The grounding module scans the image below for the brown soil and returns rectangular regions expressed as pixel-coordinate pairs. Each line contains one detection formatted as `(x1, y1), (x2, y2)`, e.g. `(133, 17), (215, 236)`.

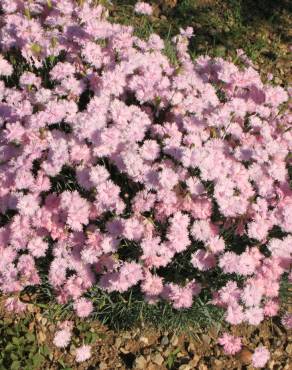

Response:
(40, 317), (292, 369)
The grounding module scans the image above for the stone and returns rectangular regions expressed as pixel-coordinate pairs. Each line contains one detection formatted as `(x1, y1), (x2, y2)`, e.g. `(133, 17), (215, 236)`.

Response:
(171, 334), (178, 346)
(198, 363), (208, 370)
(99, 362), (108, 369)
(179, 365), (191, 370)
(212, 359), (225, 370)
(139, 336), (149, 345)
(202, 334), (211, 345)
(120, 347), (129, 354)
(38, 331), (46, 343)
(135, 355), (148, 369)
(115, 338), (122, 348)
(285, 344), (292, 355)
(147, 363), (161, 370)
(152, 353), (164, 366)
(161, 336), (169, 346)
(189, 355), (200, 368)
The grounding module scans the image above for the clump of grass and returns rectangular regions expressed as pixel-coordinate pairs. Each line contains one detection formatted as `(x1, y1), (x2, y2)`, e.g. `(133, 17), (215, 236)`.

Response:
(107, 0), (291, 83)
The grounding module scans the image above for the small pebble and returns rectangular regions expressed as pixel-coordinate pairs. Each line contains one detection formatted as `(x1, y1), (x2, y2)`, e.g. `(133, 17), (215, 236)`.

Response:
(179, 365), (191, 370)
(135, 355), (148, 369)
(161, 336), (169, 346)
(171, 334), (178, 346)
(139, 336), (149, 345)
(152, 353), (164, 366)
(285, 344), (292, 355)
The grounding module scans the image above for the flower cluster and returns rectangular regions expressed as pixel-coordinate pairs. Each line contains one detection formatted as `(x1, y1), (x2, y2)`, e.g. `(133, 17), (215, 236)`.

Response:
(0, 0), (291, 349)
(218, 333), (270, 368)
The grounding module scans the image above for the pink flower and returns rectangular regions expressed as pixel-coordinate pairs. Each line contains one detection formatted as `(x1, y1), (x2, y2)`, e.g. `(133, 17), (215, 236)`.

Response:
(218, 333), (242, 355)
(179, 27), (194, 38)
(237, 251), (258, 276)
(140, 140), (160, 161)
(73, 298), (93, 318)
(191, 249), (216, 271)
(19, 72), (41, 88)
(263, 299), (279, 317)
(123, 217), (144, 241)
(208, 236), (225, 254)
(3, 121), (25, 142)
(75, 345), (91, 363)
(252, 346), (270, 368)
(141, 272), (163, 296)
(17, 195), (39, 217)
(159, 168), (179, 190)
(50, 62), (75, 81)
(218, 281), (241, 305)
(134, 2), (153, 15)
(53, 329), (72, 348)
(186, 177), (205, 196)
(219, 252), (238, 274)
(245, 307), (264, 325)
(162, 280), (201, 309)
(99, 262), (143, 293)
(225, 303), (244, 325)
(0, 55), (13, 76)
(60, 191), (90, 231)
(281, 313), (292, 329)
(241, 283), (264, 307)
(89, 165), (109, 186)
(27, 237), (48, 258)
(82, 41), (103, 69)
(5, 297), (27, 313)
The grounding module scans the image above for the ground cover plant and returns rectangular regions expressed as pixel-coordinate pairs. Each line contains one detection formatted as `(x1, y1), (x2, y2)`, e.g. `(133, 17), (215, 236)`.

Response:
(0, 0), (291, 368)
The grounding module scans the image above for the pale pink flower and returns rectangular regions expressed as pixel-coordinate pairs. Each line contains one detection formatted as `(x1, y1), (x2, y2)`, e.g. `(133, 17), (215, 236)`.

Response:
(134, 2), (153, 15)
(73, 298), (93, 318)
(141, 272), (163, 296)
(53, 329), (72, 348)
(263, 299), (279, 317)
(0, 55), (13, 76)
(191, 249), (216, 271)
(226, 303), (244, 325)
(245, 307), (264, 325)
(75, 345), (92, 363)
(5, 297), (27, 313)
(27, 237), (48, 258)
(218, 333), (242, 355)
(140, 140), (160, 161)
(252, 346), (270, 368)
(281, 313), (292, 329)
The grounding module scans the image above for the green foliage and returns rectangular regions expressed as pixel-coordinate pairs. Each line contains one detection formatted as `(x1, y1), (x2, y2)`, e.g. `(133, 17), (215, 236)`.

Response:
(0, 316), (51, 370)
(87, 286), (225, 332)
(108, 0), (290, 84)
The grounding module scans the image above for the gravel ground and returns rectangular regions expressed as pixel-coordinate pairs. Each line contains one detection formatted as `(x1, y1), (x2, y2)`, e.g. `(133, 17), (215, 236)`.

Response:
(47, 320), (291, 369)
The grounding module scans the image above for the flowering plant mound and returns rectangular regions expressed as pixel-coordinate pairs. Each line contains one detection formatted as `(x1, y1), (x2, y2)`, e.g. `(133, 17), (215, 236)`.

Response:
(0, 0), (291, 348)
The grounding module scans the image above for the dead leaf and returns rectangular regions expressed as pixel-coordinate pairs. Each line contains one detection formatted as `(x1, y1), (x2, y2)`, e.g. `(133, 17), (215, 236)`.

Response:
(237, 348), (252, 365)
